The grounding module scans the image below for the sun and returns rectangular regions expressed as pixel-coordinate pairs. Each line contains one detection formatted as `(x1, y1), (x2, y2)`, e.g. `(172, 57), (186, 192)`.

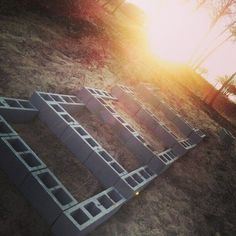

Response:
(128, 0), (210, 63)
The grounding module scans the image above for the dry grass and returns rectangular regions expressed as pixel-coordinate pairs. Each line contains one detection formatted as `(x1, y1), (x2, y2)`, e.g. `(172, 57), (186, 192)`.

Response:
(0, 5), (236, 236)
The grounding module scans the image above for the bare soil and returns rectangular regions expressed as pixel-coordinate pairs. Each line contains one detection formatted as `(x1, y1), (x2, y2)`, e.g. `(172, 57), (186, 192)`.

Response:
(0, 11), (236, 236)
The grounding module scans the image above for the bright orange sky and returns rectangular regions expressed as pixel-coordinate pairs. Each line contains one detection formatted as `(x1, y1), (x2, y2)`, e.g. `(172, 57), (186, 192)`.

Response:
(128, 0), (236, 85)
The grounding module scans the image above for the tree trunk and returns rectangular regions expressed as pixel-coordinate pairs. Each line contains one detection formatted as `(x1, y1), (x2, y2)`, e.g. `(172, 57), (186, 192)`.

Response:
(193, 34), (233, 70)
(206, 72), (236, 106)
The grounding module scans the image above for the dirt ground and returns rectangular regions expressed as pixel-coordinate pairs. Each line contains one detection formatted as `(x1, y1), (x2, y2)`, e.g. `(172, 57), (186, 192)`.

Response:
(0, 12), (236, 236)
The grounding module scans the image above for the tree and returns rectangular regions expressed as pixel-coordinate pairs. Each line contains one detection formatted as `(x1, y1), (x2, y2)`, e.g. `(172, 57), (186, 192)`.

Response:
(204, 72), (236, 106)
(189, 0), (236, 67)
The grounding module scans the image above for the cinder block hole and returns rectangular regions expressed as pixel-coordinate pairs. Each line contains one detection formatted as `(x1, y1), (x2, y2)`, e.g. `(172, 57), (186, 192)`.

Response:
(145, 167), (155, 176)
(125, 176), (138, 188)
(88, 88), (96, 94)
(18, 101), (33, 109)
(85, 138), (98, 148)
(20, 153), (41, 167)
(103, 92), (110, 97)
(0, 101), (4, 106)
(117, 117), (125, 124)
(169, 151), (176, 158)
(52, 188), (73, 206)
(97, 195), (113, 209)
(132, 173), (144, 183)
(159, 155), (168, 163)
(84, 202), (101, 217)
(107, 190), (122, 203)
(70, 97), (79, 103)
(71, 209), (89, 225)
(146, 144), (155, 152)
(136, 135), (145, 143)
(126, 125), (135, 133)
(40, 93), (53, 101)
(4, 99), (21, 108)
(51, 95), (63, 102)
(62, 96), (74, 103)
(51, 104), (64, 113)
(0, 122), (12, 134)
(95, 90), (103, 96)
(38, 172), (58, 189)
(98, 98), (106, 105)
(139, 170), (150, 179)
(7, 138), (28, 152)
(99, 151), (112, 162)
(110, 162), (124, 174)
(61, 114), (74, 123)
(106, 106), (115, 114)
(75, 127), (88, 136)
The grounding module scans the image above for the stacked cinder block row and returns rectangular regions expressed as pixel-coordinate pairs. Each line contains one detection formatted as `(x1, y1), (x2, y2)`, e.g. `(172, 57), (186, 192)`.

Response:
(78, 87), (117, 102)
(136, 83), (206, 144)
(114, 165), (157, 199)
(0, 115), (78, 225)
(77, 87), (178, 175)
(0, 96), (38, 123)
(0, 114), (127, 235)
(111, 85), (196, 156)
(30, 91), (158, 200)
(30, 91), (128, 188)
(52, 187), (125, 236)
(219, 128), (235, 148)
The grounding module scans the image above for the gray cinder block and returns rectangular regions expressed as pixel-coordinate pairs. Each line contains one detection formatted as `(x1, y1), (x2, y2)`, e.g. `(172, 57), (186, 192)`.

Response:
(0, 136), (46, 187)
(61, 125), (103, 163)
(52, 187), (125, 236)
(84, 149), (127, 187)
(147, 153), (170, 175)
(0, 115), (18, 137)
(219, 128), (235, 147)
(115, 166), (156, 200)
(126, 134), (156, 164)
(21, 168), (78, 225)
(111, 86), (141, 116)
(0, 97), (38, 123)
(172, 115), (193, 136)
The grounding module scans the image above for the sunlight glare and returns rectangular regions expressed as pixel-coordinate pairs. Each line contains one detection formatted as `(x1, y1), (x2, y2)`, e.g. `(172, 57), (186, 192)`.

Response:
(128, 0), (211, 63)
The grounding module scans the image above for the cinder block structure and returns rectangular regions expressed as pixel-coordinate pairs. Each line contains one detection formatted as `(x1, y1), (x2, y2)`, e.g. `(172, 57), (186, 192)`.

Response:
(136, 83), (206, 144)
(0, 97), (38, 123)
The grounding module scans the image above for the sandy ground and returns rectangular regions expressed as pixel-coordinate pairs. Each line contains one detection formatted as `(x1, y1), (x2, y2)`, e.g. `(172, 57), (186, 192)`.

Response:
(0, 12), (236, 236)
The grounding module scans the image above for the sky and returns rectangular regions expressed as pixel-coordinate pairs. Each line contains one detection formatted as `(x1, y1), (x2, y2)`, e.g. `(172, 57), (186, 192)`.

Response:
(127, 0), (236, 85)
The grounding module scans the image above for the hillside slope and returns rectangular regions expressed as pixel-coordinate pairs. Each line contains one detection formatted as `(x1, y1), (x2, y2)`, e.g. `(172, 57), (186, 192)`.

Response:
(0, 5), (236, 236)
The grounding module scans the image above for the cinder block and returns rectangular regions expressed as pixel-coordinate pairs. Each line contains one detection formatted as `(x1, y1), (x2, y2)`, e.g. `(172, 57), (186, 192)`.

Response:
(76, 87), (96, 104)
(135, 108), (157, 130)
(0, 97), (38, 123)
(158, 102), (177, 121)
(111, 86), (141, 116)
(21, 168), (78, 225)
(86, 97), (109, 115)
(60, 103), (85, 115)
(114, 121), (139, 143)
(153, 124), (178, 147)
(115, 166), (156, 200)
(52, 187), (125, 236)
(30, 91), (55, 111)
(172, 142), (189, 156)
(84, 149), (127, 188)
(147, 153), (169, 175)
(0, 136), (46, 187)
(172, 115), (193, 136)
(0, 115), (18, 137)
(60, 125), (102, 163)
(219, 128), (235, 147)
(126, 134), (155, 164)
